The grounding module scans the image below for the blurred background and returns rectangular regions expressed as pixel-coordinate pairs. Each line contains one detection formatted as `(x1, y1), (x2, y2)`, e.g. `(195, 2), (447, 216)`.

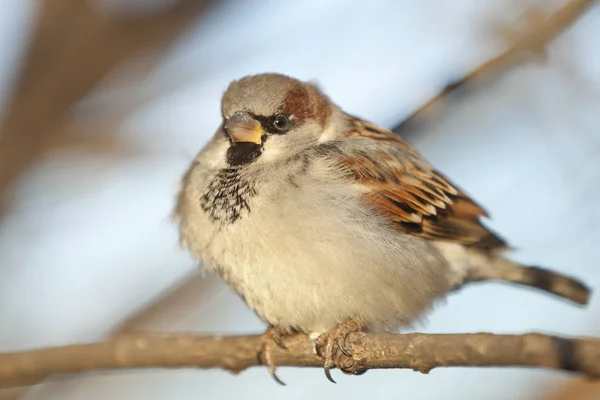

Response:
(0, 0), (599, 399)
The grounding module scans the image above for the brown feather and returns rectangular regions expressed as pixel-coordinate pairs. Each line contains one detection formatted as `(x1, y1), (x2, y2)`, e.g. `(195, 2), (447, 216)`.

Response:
(283, 83), (332, 129)
(340, 116), (506, 250)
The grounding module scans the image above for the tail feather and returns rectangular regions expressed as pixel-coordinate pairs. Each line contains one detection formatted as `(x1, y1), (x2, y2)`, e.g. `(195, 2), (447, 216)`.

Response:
(465, 259), (591, 306)
(506, 264), (590, 305)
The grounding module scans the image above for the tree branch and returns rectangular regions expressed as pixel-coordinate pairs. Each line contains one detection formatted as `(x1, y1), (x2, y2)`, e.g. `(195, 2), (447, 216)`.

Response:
(393, 0), (597, 134)
(0, 332), (599, 387)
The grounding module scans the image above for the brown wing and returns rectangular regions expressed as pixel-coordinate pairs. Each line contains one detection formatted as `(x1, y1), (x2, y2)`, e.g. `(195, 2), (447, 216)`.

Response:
(339, 117), (506, 250)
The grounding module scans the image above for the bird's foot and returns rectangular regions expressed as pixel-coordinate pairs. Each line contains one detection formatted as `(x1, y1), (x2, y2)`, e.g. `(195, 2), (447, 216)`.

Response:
(257, 326), (287, 385)
(315, 319), (364, 383)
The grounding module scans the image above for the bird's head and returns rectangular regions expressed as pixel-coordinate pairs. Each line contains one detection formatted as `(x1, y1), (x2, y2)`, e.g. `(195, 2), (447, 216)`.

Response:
(220, 73), (334, 166)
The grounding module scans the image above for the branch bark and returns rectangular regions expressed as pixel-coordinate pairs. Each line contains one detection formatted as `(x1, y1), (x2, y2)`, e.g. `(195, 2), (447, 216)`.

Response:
(0, 332), (599, 388)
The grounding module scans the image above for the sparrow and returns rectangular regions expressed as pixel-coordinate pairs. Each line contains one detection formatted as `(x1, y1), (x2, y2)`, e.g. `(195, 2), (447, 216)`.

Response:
(174, 73), (590, 383)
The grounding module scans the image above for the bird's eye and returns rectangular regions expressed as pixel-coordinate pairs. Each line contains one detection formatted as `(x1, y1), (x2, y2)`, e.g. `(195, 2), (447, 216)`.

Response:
(273, 115), (289, 131)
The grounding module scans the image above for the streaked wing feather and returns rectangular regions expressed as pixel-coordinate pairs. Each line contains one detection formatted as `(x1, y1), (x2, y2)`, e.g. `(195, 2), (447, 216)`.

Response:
(339, 116), (506, 250)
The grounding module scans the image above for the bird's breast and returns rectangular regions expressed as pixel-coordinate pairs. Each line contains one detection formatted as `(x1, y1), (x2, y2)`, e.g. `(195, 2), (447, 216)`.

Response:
(178, 161), (450, 333)
(198, 167), (257, 225)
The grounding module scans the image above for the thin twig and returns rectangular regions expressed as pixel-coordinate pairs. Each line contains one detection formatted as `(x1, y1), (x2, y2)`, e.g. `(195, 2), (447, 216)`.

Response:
(393, 0), (597, 134)
(0, 332), (599, 388)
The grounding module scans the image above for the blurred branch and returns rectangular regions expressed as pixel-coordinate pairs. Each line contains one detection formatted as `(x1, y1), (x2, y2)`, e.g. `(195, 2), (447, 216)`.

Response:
(0, 0), (215, 218)
(114, 272), (221, 333)
(0, 389), (26, 400)
(0, 271), (220, 390)
(540, 379), (600, 400)
(0, 332), (599, 387)
(393, 0), (597, 134)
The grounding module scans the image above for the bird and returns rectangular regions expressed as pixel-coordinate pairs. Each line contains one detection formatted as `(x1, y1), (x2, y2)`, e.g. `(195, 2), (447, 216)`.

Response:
(174, 73), (590, 383)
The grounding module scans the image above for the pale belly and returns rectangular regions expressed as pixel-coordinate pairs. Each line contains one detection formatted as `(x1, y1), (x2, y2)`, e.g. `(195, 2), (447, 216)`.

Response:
(189, 188), (451, 334)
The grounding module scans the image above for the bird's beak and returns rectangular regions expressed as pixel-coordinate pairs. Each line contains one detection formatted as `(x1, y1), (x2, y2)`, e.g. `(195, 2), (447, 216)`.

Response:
(224, 111), (263, 144)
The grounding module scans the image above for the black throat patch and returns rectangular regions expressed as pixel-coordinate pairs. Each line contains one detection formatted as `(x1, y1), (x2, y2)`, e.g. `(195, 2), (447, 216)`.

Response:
(226, 142), (262, 166)
(199, 167), (257, 224)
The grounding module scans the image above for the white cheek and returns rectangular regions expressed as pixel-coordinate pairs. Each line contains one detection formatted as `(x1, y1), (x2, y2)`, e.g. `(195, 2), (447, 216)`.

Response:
(259, 152), (281, 163)
(258, 145), (284, 163)
(318, 123), (337, 142)
(256, 135), (287, 164)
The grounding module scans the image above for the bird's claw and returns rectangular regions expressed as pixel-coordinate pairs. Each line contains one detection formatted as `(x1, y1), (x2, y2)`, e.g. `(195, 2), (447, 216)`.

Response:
(338, 340), (352, 357)
(314, 319), (363, 383)
(257, 326), (287, 385)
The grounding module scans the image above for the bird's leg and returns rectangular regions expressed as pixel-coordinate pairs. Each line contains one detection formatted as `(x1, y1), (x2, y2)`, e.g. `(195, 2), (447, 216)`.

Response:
(314, 318), (363, 383)
(257, 326), (287, 385)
